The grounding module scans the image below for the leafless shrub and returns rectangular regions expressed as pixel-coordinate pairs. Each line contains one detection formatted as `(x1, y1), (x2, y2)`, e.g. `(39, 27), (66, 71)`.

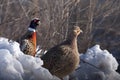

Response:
(0, 0), (120, 54)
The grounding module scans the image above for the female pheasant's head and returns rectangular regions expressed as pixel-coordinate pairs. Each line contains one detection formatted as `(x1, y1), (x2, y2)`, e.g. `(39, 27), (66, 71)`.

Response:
(29, 18), (41, 29)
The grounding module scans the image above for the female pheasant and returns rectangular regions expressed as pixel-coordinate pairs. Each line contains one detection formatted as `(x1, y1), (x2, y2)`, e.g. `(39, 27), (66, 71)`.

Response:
(18, 18), (40, 56)
(41, 26), (83, 79)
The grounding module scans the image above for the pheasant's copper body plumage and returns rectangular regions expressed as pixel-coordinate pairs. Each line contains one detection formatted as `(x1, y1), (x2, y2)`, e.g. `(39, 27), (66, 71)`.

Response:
(18, 18), (40, 56)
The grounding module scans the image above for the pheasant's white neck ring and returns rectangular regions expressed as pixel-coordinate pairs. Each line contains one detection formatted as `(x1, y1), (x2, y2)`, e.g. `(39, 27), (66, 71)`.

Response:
(28, 28), (36, 32)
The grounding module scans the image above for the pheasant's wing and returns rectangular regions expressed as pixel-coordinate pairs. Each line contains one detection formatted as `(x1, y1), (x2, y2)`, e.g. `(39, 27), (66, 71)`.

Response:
(20, 39), (28, 52)
(41, 45), (72, 72)
(18, 31), (32, 50)
(41, 46), (61, 68)
(21, 31), (33, 39)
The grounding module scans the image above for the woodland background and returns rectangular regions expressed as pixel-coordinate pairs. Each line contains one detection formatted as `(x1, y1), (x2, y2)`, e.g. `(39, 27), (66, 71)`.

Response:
(0, 0), (120, 72)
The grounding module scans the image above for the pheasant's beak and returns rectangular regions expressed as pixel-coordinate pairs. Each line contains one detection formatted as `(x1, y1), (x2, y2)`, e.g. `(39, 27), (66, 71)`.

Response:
(80, 30), (83, 33)
(38, 20), (41, 25)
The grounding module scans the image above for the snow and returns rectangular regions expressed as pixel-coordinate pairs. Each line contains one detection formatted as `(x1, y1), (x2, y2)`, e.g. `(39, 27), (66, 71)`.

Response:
(81, 45), (118, 72)
(0, 37), (60, 80)
(72, 45), (120, 80)
(0, 49), (23, 80)
(0, 37), (120, 80)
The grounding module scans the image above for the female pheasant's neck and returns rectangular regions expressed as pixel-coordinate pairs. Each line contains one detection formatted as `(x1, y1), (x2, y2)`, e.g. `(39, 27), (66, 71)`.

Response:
(67, 34), (78, 50)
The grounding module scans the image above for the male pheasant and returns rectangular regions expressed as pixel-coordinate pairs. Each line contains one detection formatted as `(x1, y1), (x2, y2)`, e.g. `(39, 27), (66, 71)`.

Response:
(41, 26), (83, 79)
(18, 18), (40, 56)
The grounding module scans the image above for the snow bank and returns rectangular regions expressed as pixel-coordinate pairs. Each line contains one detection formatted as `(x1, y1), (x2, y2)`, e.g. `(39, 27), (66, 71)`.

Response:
(0, 37), (60, 80)
(73, 45), (120, 80)
(0, 37), (120, 80)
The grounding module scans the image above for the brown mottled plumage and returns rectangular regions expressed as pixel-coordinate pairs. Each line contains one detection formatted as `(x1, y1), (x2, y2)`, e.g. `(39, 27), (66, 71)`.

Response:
(18, 18), (40, 56)
(41, 26), (83, 79)
(19, 34), (35, 56)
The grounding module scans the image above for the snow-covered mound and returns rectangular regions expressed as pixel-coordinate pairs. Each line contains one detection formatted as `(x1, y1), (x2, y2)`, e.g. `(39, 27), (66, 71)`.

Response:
(72, 45), (120, 80)
(0, 37), (120, 80)
(0, 37), (60, 80)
